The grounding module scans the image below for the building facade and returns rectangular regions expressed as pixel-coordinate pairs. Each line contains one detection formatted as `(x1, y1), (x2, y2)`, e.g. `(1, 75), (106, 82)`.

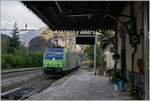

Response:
(116, 2), (149, 99)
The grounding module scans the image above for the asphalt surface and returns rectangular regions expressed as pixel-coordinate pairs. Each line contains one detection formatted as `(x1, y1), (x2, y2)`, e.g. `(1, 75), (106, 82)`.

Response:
(27, 65), (136, 100)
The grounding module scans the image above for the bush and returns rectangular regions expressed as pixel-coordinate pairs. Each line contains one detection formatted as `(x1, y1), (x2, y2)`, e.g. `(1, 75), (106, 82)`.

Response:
(1, 59), (12, 69)
(1, 50), (44, 69)
(31, 52), (43, 67)
(14, 50), (25, 56)
(2, 54), (16, 67)
(87, 45), (106, 67)
(36, 51), (43, 66)
(88, 60), (94, 68)
(25, 56), (33, 67)
(2, 59), (6, 68)
(16, 56), (25, 67)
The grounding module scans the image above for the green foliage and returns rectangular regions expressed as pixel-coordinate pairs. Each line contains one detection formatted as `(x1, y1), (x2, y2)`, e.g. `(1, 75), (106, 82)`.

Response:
(112, 71), (121, 83)
(24, 56), (33, 66)
(8, 23), (20, 53)
(1, 39), (9, 54)
(29, 51), (44, 66)
(2, 54), (16, 67)
(105, 30), (115, 38)
(87, 44), (106, 67)
(1, 23), (44, 70)
(87, 45), (94, 60)
(1, 50), (44, 69)
(16, 57), (25, 67)
(2, 59), (7, 68)
(96, 45), (106, 66)
(111, 70), (127, 83)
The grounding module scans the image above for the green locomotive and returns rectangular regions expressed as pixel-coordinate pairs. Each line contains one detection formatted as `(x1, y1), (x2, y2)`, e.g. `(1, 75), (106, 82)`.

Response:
(43, 47), (80, 75)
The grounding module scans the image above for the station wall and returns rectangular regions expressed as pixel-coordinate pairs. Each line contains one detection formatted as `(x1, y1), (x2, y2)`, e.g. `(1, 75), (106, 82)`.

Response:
(117, 1), (145, 74)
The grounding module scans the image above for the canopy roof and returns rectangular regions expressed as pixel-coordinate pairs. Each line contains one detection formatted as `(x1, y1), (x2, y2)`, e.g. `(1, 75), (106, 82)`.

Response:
(22, 1), (128, 31)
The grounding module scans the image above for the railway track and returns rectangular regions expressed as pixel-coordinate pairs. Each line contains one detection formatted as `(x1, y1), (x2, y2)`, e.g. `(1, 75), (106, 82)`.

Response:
(1, 75), (59, 100)
(1, 68), (43, 93)
(1, 66), (81, 100)
(1, 68), (42, 79)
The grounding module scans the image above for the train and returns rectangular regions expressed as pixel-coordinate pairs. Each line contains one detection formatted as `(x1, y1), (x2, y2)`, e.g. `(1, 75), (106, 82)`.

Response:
(43, 47), (80, 75)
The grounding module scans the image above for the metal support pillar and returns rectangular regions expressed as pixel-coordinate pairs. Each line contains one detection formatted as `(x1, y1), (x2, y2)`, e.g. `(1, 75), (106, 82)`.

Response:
(65, 32), (67, 47)
(144, 2), (149, 100)
(121, 30), (126, 91)
(114, 24), (118, 73)
(94, 32), (96, 75)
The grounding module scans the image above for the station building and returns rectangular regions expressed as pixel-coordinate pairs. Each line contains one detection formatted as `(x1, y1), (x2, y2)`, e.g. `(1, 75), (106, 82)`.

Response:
(22, 1), (149, 99)
(116, 2), (149, 99)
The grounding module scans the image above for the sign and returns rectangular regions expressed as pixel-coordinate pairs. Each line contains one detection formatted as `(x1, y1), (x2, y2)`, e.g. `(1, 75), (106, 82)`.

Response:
(76, 34), (95, 45)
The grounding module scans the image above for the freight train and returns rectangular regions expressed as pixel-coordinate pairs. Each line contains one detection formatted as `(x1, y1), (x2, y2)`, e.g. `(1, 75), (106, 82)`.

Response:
(43, 47), (80, 75)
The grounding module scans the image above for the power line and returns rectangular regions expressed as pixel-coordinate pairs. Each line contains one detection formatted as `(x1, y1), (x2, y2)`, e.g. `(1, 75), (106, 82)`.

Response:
(2, 15), (32, 27)
(2, 13), (43, 29)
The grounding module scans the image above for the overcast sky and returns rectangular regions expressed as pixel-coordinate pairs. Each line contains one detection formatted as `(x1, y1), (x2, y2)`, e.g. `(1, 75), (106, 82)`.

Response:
(1, 0), (47, 30)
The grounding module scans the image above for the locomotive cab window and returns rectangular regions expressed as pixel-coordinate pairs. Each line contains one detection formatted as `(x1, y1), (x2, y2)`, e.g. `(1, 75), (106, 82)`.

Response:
(45, 48), (64, 60)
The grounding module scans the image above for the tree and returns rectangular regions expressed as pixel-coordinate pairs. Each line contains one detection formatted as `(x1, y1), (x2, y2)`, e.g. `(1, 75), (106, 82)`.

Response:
(87, 44), (105, 67)
(8, 22), (20, 53)
(1, 35), (10, 54)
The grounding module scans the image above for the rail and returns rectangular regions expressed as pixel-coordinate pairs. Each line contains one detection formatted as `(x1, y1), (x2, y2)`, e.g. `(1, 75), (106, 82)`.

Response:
(1, 67), (42, 74)
(1, 65), (82, 100)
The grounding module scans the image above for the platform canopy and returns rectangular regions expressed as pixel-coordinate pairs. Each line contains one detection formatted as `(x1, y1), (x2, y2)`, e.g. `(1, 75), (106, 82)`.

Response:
(22, 1), (127, 31)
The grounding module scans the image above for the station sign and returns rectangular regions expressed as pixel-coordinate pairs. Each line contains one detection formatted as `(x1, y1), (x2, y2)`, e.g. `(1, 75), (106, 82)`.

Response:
(76, 34), (95, 45)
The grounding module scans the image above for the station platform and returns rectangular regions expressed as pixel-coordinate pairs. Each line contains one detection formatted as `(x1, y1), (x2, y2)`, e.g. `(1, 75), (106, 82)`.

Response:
(28, 65), (135, 100)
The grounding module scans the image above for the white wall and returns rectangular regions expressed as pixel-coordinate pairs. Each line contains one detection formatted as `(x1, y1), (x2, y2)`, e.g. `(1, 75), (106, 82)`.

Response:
(104, 46), (114, 69)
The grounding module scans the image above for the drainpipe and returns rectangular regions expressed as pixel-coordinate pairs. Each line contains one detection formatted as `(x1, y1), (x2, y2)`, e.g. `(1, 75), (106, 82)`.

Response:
(131, 45), (137, 88)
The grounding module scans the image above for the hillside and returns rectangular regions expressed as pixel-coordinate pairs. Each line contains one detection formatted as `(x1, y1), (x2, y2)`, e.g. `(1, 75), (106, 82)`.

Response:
(19, 27), (48, 47)
(29, 29), (77, 52)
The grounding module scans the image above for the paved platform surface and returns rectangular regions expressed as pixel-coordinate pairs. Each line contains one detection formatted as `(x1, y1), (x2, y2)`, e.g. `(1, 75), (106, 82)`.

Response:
(28, 65), (136, 100)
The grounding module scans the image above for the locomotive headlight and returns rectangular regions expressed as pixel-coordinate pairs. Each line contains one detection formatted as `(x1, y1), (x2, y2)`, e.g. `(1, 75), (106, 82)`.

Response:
(59, 64), (62, 67)
(52, 58), (55, 60)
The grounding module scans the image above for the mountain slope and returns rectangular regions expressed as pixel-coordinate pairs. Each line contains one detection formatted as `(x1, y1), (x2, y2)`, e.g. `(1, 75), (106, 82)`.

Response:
(19, 27), (48, 47)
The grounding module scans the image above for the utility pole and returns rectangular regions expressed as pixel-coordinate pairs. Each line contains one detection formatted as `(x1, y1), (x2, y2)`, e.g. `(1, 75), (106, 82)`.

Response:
(94, 32), (96, 75)
(26, 46), (28, 56)
(65, 32), (67, 48)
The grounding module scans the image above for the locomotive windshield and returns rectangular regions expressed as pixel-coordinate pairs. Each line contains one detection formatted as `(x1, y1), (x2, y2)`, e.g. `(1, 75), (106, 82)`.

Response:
(45, 48), (64, 60)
